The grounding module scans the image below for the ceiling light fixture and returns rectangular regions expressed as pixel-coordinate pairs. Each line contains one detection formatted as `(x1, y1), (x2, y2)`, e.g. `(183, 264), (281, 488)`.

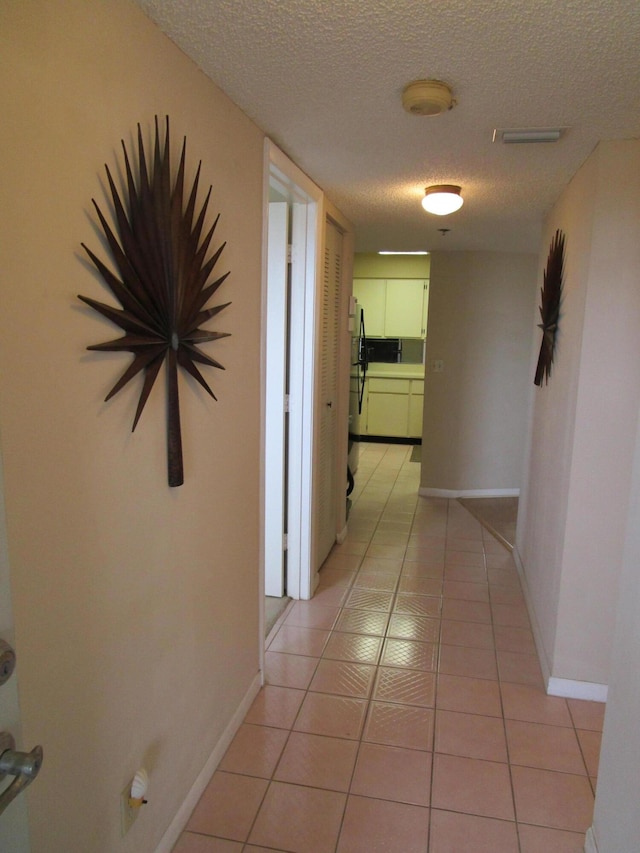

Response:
(402, 80), (455, 116)
(378, 251), (429, 255)
(421, 185), (463, 215)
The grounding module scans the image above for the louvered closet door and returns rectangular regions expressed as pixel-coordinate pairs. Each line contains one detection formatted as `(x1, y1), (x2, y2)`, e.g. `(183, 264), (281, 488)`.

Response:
(317, 218), (342, 567)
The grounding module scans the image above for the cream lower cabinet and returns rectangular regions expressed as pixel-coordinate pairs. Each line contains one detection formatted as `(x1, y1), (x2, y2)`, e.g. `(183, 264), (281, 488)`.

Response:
(362, 377), (424, 438)
(408, 380), (424, 438)
(367, 378), (410, 436)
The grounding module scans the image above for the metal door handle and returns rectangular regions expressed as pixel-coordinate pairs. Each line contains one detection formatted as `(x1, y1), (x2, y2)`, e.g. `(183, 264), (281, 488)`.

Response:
(0, 732), (43, 816)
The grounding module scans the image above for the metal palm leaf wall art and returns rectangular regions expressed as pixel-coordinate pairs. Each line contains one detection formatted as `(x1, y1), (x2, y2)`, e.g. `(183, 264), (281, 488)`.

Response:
(534, 229), (565, 387)
(79, 117), (230, 487)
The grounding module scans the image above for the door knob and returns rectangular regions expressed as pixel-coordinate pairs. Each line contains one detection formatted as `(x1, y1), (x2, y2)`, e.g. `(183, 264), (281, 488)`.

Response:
(0, 731), (43, 816)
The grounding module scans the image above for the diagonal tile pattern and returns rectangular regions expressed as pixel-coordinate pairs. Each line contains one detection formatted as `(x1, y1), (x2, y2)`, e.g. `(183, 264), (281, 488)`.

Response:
(174, 443), (602, 853)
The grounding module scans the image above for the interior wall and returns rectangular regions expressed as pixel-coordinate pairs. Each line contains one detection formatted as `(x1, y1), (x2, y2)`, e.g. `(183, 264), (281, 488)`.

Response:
(353, 252), (430, 279)
(589, 395), (640, 852)
(0, 451), (29, 852)
(515, 154), (597, 678)
(517, 140), (640, 689)
(0, 2), (264, 851)
(420, 251), (537, 493)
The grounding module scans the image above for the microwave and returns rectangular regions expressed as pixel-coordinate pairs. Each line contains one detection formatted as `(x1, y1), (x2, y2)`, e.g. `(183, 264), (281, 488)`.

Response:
(366, 338), (402, 364)
(365, 337), (425, 365)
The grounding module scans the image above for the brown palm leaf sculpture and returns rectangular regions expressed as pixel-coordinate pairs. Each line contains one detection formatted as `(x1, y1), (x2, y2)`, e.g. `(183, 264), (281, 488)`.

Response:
(79, 116), (230, 486)
(534, 229), (565, 386)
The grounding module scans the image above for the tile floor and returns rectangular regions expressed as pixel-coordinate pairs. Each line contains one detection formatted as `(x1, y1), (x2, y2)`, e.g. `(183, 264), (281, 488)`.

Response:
(173, 443), (604, 853)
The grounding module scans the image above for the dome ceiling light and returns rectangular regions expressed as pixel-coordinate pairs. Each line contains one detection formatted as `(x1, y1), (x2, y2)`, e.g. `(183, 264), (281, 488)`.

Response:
(402, 79), (455, 116)
(422, 185), (463, 215)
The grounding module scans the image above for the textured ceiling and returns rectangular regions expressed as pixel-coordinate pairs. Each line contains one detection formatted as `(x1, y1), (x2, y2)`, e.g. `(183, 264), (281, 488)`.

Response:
(135, 0), (640, 253)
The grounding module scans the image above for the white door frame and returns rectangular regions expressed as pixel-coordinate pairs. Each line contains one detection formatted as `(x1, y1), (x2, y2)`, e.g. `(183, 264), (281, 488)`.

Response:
(264, 201), (288, 597)
(260, 141), (323, 642)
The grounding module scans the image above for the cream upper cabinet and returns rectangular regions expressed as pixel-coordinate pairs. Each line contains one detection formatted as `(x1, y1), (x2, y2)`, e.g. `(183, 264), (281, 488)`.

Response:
(385, 280), (428, 337)
(353, 278), (386, 336)
(352, 278), (429, 338)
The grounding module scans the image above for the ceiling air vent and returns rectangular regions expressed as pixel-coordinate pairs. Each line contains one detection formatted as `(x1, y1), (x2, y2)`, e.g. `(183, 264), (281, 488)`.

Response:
(493, 128), (566, 143)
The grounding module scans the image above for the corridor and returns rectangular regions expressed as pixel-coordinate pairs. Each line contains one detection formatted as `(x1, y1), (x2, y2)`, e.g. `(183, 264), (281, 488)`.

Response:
(175, 443), (602, 852)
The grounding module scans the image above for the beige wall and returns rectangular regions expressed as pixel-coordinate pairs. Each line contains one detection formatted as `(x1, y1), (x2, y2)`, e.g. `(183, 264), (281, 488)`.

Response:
(517, 140), (640, 689)
(590, 404), (640, 851)
(0, 2), (264, 851)
(420, 251), (537, 493)
(0, 450), (29, 851)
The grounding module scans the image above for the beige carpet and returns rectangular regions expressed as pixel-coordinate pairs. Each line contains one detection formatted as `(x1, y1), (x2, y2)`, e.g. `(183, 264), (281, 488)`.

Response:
(457, 497), (518, 551)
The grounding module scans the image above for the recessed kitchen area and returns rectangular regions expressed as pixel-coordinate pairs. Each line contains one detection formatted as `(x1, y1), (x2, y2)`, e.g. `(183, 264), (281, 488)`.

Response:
(349, 252), (430, 453)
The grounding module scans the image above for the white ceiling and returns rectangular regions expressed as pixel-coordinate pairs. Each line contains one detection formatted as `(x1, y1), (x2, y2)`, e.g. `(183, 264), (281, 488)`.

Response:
(136, 0), (640, 254)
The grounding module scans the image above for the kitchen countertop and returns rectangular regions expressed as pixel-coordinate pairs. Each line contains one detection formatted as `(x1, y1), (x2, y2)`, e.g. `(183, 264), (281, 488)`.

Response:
(358, 363), (425, 381)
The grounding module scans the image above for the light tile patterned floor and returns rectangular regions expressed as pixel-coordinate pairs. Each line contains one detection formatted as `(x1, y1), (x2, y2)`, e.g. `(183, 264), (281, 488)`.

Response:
(173, 443), (604, 853)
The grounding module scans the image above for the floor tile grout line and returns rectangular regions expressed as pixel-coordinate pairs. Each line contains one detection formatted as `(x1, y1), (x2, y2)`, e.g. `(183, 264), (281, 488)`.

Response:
(247, 619), (329, 849)
(184, 446), (598, 850)
(336, 444), (427, 850)
(333, 443), (413, 853)
(482, 508), (525, 853)
(435, 497), (528, 848)
(565, 699), (598, 791)
(351, 476), (553, 848)
(278, 451), (588, 844)
(424, 494), (450, 853)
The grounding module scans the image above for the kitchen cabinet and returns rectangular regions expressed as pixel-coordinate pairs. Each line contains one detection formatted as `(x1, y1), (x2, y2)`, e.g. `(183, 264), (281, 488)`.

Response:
(353, 278), (429, 338)
(385, 280), (428, 337)
(408, 380), (424, 438)
(352, 279), (386, 336)
(357, 374), (424, 439)
(367, 378), (411, 436)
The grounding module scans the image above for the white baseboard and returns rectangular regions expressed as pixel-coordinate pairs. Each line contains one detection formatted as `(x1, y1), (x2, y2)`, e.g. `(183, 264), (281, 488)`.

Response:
(512, 545), (553, 686)
(266, 598), (295, 646)
(154, 671), (262, 853)
(419, 487), (520, 499)
(547, 678), (608, 703)
(336, 525), (348, 545)
(512, 547), (608, 704)
(584, 826), (598, 853)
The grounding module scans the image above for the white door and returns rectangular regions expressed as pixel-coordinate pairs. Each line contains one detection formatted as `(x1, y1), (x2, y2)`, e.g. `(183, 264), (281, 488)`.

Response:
(264, 201), (289, 597)
(316, 218), (343, 567)
(262, 141), (322, 613)
(0, 452), (31, 853)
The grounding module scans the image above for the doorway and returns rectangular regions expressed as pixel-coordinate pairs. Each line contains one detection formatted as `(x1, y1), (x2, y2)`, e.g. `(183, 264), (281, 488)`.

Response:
(262, 142), (323, 642)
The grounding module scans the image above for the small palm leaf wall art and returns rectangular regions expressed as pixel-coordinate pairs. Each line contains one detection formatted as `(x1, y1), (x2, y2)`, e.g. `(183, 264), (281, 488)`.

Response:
(79, 117), (231, 486)
(534, 228), (565, 386)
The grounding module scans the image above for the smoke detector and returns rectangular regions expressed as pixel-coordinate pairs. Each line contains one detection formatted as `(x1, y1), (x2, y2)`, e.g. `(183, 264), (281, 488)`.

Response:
(402, 80), (456, 116)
